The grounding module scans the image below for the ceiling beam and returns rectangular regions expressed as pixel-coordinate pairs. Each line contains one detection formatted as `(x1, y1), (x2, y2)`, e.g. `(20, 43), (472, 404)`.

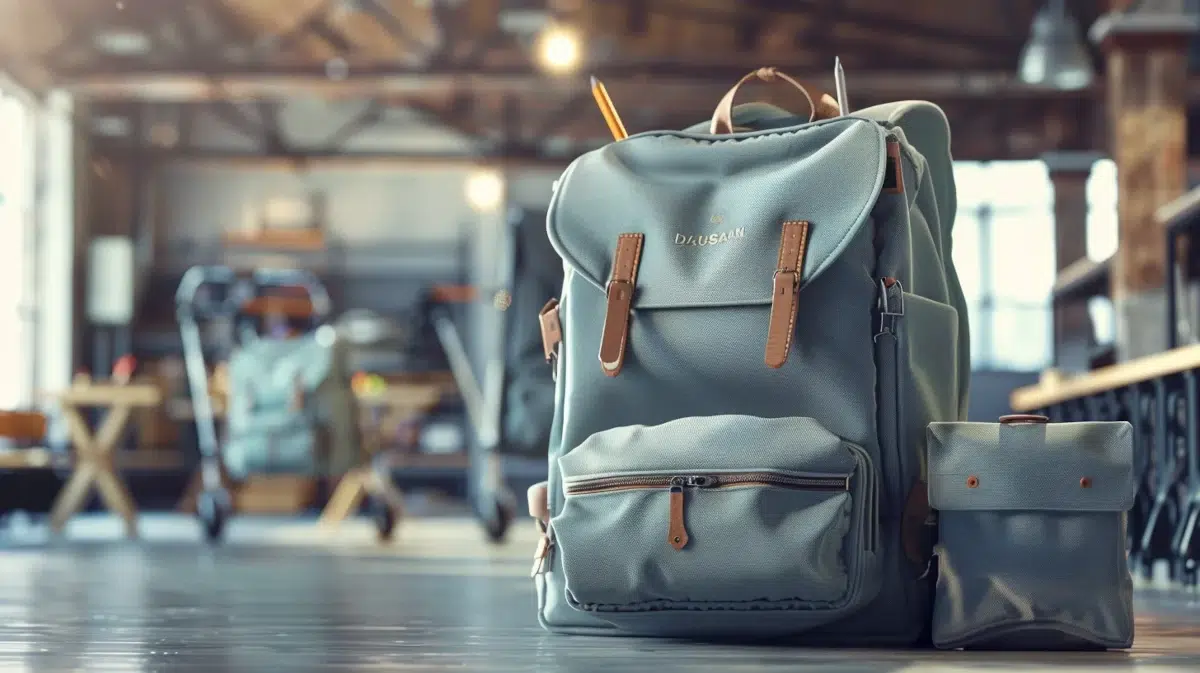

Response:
(58, 65), (1124, 101)
(646, 0), (1026, 52)
(96, 146), (579, 170)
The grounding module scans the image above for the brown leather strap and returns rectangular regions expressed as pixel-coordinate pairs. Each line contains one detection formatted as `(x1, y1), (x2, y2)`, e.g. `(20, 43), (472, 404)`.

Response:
(999, 414), (1049, 424)
(901, 481), (932, 568)
(710, 67), (840, 135)
(765, 221), (810, 368)
(598, 234), (644, 377)
(538, 299), (562, 363)
(883, 139), (905, 194)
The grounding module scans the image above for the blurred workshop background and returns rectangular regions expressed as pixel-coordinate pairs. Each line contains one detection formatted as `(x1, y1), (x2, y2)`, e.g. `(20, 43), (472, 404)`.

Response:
(1, 0), (1200, 670)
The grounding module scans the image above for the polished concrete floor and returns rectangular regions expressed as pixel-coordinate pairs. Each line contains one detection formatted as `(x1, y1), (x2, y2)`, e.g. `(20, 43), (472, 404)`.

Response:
(1, 514), (1199, 672)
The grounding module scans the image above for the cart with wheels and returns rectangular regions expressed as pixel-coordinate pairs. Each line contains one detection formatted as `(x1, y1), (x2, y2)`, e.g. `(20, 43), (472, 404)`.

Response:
(430, 206), (556, 543)
(175, 265), (399, 542)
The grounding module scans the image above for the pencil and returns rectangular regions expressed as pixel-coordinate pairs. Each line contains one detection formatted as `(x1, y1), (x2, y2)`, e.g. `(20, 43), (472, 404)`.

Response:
(590, 75), (628, 141)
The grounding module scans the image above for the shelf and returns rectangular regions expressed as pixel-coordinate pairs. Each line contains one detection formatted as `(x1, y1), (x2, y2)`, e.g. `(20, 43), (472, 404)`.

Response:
(223, 229), (326, 251)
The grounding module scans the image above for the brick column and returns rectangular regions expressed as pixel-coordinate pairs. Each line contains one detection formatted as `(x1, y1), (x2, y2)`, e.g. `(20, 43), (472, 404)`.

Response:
(1044, 151), (1101, 371)
(1091, 6), (1198, 360)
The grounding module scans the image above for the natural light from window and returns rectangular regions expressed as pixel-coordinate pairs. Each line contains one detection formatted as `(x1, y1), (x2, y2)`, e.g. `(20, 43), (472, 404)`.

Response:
(951, 158), (1118, 372)
(0, 92), (34, 409)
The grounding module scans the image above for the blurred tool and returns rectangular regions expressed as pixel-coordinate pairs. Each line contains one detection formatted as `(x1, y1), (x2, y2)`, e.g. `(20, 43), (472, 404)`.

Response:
(112, 355), (137, 385)
(590, 76), (628, 141)
(834, 57), (850, 115)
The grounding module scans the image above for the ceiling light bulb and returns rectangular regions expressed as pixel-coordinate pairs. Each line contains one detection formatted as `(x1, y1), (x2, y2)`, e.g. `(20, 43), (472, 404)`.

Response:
(465, 170), (504, 214)
(536, 26), (582, 75)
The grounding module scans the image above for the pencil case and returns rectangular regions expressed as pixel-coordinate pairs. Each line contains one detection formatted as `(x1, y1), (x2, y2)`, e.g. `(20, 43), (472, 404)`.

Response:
(926, 415), (1135, 650)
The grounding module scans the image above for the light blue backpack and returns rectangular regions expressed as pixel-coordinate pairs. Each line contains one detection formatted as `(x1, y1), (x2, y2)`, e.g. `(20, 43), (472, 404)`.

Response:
(532, 69), (970, 643)
(224, 333), (359, 478)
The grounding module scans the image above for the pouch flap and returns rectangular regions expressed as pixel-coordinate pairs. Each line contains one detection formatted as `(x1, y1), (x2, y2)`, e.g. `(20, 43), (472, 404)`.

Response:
(559, 415), (855, 480)
(927, 421), (1134, 512)
(548, 117), (888, 309)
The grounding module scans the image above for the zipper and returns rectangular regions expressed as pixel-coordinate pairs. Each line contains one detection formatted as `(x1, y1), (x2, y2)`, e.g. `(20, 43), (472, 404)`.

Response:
(873, 277), (905, 555)
(565, 471), (851, 552)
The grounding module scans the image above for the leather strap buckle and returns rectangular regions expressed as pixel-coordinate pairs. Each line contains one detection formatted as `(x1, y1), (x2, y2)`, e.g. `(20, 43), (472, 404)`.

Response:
(764, 221), (810, 369)
(539, 299), (562, 381)
(598, 234), (644, 378)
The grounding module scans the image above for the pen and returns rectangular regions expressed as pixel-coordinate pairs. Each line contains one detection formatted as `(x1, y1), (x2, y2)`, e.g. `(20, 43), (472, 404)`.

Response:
(834, 56), (849, 116)
(590, 75), (628, 141)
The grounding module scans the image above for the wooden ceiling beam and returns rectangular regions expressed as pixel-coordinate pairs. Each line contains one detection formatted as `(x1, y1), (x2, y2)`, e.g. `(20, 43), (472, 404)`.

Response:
(637, 0), (1025, 52)
(60, 65), (1131, 102)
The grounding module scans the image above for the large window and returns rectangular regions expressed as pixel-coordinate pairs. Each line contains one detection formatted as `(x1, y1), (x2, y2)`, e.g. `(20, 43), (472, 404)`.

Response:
(951, 158), (1120, 372)
(1086, 159), (1118, 346)
(0, 89), (36, 408)
(952, 161), (1057, 371)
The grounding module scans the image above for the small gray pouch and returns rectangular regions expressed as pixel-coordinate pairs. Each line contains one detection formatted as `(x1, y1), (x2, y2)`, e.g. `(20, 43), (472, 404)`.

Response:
(927, 415), (1135, 650)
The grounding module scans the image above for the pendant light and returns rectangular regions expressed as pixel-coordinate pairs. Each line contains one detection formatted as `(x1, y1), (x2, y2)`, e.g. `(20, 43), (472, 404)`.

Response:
(1018, 0), (1095, 90)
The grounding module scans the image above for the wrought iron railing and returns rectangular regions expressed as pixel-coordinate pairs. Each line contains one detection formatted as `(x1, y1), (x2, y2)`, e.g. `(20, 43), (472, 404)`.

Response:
(1010, 189), (1200, 584)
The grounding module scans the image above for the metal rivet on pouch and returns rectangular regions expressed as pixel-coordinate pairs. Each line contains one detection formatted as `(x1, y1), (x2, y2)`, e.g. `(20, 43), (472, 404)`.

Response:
(966, 476), (979, 488)
(1080, 477), (1092, 488)
(673, 536), (681, 544)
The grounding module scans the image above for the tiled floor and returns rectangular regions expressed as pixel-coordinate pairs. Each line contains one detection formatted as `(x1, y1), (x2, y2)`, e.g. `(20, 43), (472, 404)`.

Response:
(0, 514), (1198, 671)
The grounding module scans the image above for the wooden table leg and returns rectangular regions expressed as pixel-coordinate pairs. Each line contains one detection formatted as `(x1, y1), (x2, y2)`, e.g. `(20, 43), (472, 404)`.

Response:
(50, 404), (140, 538)
(318, 469), (369, 528)
(48, 464), (96, 533)
(365, 470), (405, 518)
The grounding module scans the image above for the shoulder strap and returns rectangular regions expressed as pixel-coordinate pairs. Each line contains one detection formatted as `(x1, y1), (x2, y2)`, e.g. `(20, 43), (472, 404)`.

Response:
(851, 101), (956, 243)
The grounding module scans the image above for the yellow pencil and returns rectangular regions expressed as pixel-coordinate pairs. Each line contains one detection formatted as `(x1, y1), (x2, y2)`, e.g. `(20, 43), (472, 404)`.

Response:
(590, 75), (628, 141)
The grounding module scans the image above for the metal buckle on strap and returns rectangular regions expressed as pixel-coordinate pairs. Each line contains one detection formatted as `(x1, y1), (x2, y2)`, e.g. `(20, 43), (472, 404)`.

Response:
(605, 279), (634, 297)
(772, 269), (800, 292)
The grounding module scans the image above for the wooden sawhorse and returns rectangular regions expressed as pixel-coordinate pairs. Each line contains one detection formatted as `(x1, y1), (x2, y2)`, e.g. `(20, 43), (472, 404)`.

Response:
(49, 381), (162, 538)
(318, 382), (448, 530)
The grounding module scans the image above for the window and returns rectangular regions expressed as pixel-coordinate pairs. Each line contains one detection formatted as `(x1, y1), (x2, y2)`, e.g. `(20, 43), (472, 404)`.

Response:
(952, 161), (1056, 371)
(1086, 159), (1118, 346)
(0, 90), (36, 409)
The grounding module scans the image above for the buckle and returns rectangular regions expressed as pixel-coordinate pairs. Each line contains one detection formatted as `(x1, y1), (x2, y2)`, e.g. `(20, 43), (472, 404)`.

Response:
(605, 279), (634, 297)
(877, 278), (905, 316)
(772, 269), (800, 288)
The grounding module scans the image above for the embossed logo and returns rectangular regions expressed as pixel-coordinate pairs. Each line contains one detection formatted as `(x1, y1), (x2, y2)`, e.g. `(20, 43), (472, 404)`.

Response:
(674, 227), (745, 247)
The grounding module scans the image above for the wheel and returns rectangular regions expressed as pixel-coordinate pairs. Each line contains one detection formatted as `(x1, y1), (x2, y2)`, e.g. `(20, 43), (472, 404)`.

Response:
(197, 489), (232, 543)
(481, 498), (514, 544)
(370, 497), (398, 542)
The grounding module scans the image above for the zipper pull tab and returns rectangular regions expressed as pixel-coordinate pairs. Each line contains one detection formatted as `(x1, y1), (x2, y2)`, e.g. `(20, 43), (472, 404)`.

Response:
(874, 277), (905, 341)
(668, 477), (689, 551)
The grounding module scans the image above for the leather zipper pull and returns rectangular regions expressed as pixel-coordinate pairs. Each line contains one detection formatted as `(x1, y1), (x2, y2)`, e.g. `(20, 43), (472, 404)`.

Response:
(668, 479), (689, 550)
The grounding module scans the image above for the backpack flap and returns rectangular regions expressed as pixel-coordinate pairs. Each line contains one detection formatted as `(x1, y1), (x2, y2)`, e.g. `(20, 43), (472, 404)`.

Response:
(927, 421), (1135, 513)
(547, 117), (890, 313)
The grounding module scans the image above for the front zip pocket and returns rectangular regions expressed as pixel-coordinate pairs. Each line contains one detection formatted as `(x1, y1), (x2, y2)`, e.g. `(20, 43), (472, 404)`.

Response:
(551, 415), (880, 622)
(566, 472), (851, 552)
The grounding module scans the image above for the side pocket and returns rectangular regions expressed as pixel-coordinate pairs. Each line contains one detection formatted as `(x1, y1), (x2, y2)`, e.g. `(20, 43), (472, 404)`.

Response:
(901, 291), (958, 565)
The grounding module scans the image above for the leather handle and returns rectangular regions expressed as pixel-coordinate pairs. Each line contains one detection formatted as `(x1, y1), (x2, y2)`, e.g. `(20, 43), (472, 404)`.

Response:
(709, 67), (839, 135)
(999, 414), (1049, 424)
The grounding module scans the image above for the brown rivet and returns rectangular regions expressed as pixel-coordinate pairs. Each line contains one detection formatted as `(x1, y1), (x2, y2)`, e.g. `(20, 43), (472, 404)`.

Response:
(1080, 477), (1092, 488)
(966, 476), (979, 488)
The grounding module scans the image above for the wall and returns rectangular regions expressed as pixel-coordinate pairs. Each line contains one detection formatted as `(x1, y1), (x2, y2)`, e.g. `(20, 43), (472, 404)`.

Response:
(152, 101), (568, 316)
(966, 370), (1040, 421)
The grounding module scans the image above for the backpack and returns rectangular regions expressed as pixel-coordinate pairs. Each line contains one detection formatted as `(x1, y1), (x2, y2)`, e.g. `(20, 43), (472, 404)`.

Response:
(224, 333), (360, 478)
(503, 208), (565, 456)
(531, 69), (970, 643)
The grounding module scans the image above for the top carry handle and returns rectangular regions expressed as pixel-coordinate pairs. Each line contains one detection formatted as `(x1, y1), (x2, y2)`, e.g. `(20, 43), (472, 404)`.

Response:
(709, 67), (841, 134)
